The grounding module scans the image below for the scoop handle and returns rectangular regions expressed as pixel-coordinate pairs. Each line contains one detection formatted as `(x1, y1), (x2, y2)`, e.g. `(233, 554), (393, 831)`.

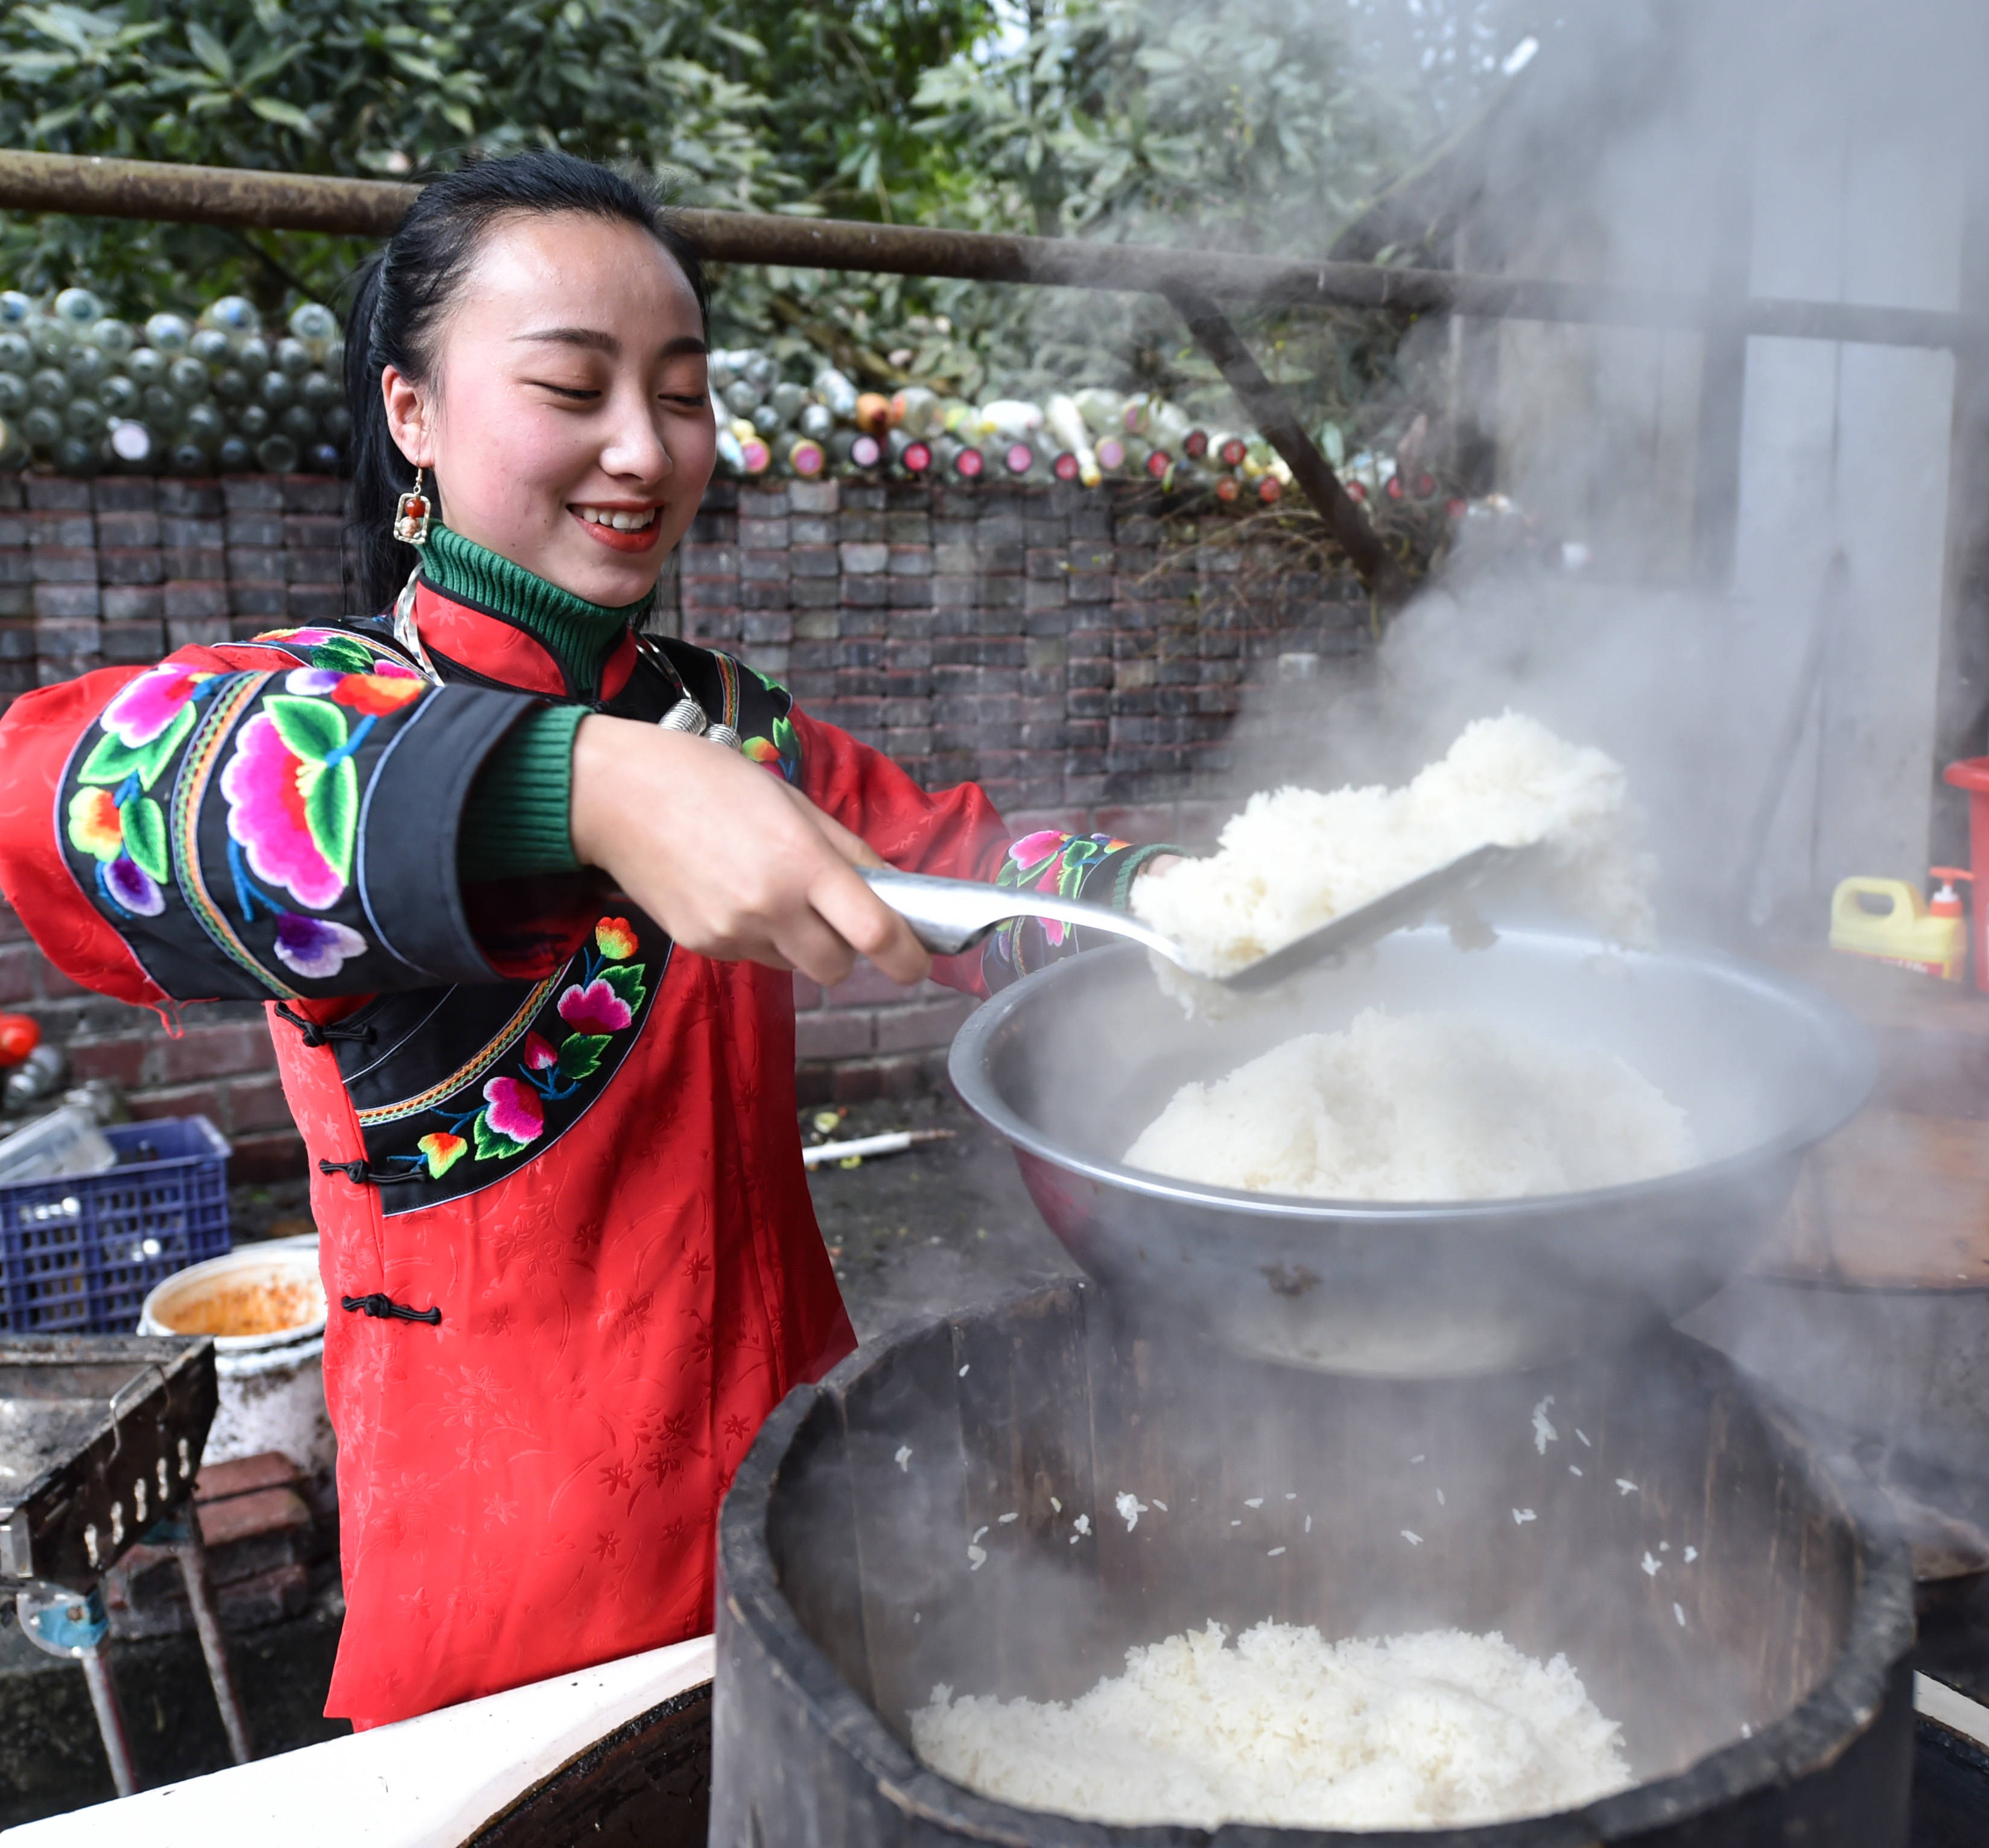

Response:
(859, 867), (1186, 963)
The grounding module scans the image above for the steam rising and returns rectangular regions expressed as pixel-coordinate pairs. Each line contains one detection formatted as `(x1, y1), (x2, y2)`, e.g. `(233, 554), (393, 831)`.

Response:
(1175, 0), (1987, 1557)
(849, 4), (1970, 1824)
(1177, 0), (1985, 949)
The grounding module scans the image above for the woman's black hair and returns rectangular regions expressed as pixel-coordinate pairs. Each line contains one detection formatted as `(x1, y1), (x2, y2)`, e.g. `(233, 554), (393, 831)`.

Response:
(342, 150), (709, 615)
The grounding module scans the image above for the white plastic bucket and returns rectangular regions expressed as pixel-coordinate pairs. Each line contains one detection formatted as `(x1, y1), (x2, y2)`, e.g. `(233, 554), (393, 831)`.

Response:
(139, 1242), (334, 1476)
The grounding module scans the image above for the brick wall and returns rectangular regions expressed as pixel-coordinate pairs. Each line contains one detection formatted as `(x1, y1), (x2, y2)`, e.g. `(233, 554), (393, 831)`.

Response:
(0, 472), (346, 697)
(0, 469), (1370, 1156)
(662, 476), (1365, 819)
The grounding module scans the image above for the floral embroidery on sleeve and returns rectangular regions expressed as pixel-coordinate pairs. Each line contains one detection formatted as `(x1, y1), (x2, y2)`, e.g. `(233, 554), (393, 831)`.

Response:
(982, 829), (1184, 987)
(66, 668), (223, 919)
(249, 627), (423, 680)
(741, 712), (801, 783)
(219, 669), (425, 979)
(59, 649), (551, 1003)
(983, 830), (1129, 973)
(64, 663), (224, 918)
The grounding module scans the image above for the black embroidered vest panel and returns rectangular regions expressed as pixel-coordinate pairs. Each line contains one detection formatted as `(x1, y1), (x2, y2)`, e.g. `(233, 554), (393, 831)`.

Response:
(309, 627), (799, 1214)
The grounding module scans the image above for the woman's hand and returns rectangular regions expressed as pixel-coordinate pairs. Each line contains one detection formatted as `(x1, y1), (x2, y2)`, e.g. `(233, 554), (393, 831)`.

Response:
(569, 715), (931, 987)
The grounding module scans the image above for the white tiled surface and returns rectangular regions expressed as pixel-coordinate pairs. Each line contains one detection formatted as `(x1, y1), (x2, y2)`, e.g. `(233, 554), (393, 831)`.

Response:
(1917, 1669), (1989, 1750)
(1, 1634), (714, 1847)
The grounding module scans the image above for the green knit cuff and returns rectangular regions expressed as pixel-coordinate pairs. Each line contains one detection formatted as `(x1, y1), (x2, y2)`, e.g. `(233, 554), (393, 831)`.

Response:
(458, 704), (586, 883)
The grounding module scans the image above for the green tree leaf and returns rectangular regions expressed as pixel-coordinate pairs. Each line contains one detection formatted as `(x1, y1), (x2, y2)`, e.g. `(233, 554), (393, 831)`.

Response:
(184, 20), (232, 81)
(121, 794), (169, 884)
(0, 0), (1433, 463)
(7, 53), (77, 81)
(247, 95), (316, 134)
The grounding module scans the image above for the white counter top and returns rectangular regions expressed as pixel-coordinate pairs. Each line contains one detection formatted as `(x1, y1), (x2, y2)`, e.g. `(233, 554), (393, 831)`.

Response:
(2, 1633), (714, 1847)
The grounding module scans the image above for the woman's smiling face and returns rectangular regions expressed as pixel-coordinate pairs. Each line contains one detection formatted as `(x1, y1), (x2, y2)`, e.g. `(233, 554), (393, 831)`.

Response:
(381, 211), (715, 607)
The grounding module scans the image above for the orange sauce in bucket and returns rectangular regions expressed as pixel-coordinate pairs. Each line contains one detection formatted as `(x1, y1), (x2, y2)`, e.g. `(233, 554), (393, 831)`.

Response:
(157, 1275), (319, 1338)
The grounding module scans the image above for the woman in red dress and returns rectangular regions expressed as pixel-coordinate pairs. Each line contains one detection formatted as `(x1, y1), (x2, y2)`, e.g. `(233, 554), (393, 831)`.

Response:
(0, 151), (1168, 1726)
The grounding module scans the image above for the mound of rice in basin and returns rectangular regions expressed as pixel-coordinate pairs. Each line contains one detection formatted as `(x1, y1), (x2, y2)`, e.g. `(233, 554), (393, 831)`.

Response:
(1125, 1008), (1695, 1201)
(912, 1620), (1632, 1829)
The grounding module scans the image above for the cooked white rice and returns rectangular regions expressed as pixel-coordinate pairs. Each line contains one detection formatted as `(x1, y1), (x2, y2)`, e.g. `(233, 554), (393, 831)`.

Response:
(911, 1620), (1631, 1831)
(1131, 710), (1652, 981)
(1123, 1009), (1693, 1200)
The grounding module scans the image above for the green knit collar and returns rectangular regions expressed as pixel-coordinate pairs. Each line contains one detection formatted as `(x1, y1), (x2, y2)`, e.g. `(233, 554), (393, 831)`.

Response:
(420, 522), (652, 695)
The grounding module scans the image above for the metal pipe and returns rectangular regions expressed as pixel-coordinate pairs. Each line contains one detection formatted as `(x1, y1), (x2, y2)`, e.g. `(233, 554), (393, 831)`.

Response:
(0, 151), (414, 237)
(170, 1527), (254, 1765)
(78, 1644), (139, 1798)
(0, 150), (1973, 350)
(1163, 283), (1411, 609)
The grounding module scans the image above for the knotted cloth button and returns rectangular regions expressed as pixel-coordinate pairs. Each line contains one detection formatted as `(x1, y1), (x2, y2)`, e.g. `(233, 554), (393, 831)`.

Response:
(341, 1291), (442, 1326)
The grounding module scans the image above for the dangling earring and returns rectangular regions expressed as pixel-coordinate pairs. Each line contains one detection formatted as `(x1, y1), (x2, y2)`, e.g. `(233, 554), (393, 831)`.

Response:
(393, 466), (432, 547)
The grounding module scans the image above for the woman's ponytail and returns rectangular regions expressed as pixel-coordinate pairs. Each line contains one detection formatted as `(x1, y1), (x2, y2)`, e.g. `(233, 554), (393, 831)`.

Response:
(338, 151), (709, 617)
(340, 252), (407, 619)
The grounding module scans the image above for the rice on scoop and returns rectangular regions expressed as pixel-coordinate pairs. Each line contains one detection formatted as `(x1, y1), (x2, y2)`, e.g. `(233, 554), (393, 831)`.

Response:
(1124, 1009), (1693, 1200)
(1131, 710), (1651, 981)
(912, 1620), (1631, 1831)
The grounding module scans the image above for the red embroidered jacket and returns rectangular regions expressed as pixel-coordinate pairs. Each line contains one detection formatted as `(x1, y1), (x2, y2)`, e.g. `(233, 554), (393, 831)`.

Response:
(0, 578), (1158, 1726)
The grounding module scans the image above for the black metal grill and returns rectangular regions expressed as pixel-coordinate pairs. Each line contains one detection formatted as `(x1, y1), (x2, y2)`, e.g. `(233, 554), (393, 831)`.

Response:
(0, 1334), (252, 1793)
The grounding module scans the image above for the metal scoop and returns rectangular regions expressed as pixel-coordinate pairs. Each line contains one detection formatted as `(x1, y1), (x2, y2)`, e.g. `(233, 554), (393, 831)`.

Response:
(861, 843), (1534, 992)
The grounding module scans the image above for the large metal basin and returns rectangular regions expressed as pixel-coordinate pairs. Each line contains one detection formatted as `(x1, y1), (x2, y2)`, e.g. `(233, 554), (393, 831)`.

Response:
(948, 929), (1875, 1376)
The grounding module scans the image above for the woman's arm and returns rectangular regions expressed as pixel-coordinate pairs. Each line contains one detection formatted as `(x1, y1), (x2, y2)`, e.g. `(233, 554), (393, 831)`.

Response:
(568, 714), (931, 988)
(784, 703), (1183, 995)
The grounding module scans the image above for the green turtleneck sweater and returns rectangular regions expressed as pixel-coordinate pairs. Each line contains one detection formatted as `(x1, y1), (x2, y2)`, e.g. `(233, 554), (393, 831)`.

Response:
(430, 524), (653, 884)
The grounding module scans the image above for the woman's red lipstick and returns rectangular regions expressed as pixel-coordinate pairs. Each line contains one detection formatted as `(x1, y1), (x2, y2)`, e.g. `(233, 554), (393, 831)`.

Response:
(570, 506), (665, 554)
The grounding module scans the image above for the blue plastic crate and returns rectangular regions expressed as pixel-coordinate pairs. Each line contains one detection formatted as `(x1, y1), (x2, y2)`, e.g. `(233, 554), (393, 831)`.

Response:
(0, 1116), (232, 1334)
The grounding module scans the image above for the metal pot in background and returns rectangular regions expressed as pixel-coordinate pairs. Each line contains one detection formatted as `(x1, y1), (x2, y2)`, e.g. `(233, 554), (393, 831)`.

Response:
(139, 1241), (332, 1477)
